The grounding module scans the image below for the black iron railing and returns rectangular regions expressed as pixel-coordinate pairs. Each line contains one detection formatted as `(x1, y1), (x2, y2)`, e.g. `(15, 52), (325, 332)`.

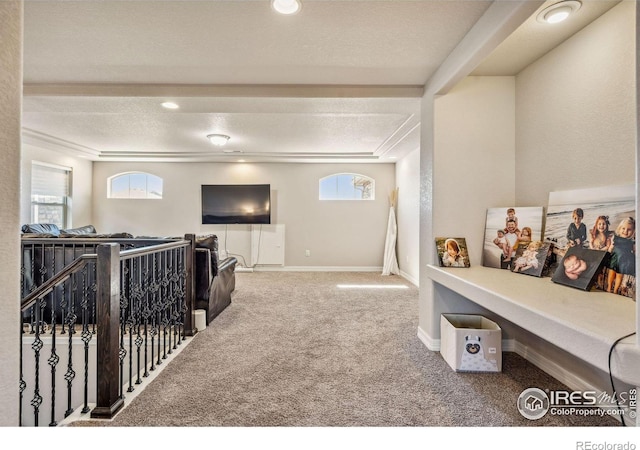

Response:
(19, 235), (196, 426)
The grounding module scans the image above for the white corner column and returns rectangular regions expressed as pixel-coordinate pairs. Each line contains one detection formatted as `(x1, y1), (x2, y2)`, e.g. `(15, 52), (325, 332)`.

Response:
(417, 0), (543, 343)
(0, 0), (23, 426)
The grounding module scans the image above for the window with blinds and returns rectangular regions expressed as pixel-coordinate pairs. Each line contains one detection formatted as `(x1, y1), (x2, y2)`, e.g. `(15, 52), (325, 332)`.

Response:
(31, 162), (71, 227)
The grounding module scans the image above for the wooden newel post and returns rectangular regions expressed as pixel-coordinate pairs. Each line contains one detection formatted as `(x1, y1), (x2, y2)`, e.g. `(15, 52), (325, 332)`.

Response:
(183, 234), (197, 337)
(91, 243), (124, 419)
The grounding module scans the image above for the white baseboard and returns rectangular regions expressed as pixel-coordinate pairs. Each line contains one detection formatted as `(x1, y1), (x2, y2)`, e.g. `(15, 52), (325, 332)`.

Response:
(252, 266), (383, 272)
(400, 270), (419, 286)
(417, 326), (439, 351)
(416, 327), (600, 394)
(511, 340), (598, 393)
(236, 266), (417, 289)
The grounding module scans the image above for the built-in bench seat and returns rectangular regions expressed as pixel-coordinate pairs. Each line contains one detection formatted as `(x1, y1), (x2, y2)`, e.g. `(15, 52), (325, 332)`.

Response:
(425, 265), (639, 387)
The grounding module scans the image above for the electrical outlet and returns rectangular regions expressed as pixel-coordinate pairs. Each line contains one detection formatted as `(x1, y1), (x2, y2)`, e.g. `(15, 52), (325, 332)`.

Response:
(305, 249), (311, 257)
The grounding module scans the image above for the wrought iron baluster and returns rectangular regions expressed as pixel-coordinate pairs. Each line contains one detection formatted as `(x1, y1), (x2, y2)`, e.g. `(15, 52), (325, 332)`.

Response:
(28, 244), (36, 334)
(150, 254), (156, 369)
(80, 264), (93, 414)
(48, 294), (59, 427)
(142, 254), (151, 378)
(151, 252), (165, 356)
(158, 251), (168, 366)
(59, 247), (77, 417)
(162, 251), (171, 355)
(119, 259), (130, 398)
(37, 242), (48, 335)
(19, 319), (26, 427)
(30, 304), (43, 427)
(133, 257), (144, 388)
(126, 257), (136, 392)
(177, 246), (187, 345)
(64, 272), (77, 418)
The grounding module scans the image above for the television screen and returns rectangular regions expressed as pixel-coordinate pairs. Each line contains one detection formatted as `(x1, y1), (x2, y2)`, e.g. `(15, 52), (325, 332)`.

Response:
(201, 184), (271, 224)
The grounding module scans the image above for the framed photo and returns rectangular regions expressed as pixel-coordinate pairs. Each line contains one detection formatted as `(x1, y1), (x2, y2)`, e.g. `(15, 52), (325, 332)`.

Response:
(545, 184), (635, 298)
(551, 246), (610, 291)
(435, 237), (470, 268)
(482, 206), (544, 270)
(511, 241), (555, 278)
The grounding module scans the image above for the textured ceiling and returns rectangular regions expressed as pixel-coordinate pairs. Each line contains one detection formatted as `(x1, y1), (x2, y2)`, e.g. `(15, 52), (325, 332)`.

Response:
(21, 0), (619, 163)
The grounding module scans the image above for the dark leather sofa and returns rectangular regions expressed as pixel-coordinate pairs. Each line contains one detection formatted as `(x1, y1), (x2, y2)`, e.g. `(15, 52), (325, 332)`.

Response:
(194, 235), (237, 324)
(21, 224), (237, 325)
(21, 223), (134, 238)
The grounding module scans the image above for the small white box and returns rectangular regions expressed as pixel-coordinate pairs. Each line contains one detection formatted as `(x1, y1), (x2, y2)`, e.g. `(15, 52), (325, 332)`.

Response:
(440, 314), (502, 372)
(194, 309), (207, 332)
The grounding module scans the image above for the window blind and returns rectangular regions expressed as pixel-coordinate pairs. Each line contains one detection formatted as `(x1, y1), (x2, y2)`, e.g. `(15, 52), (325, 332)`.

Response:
(31, 163), (70, 197)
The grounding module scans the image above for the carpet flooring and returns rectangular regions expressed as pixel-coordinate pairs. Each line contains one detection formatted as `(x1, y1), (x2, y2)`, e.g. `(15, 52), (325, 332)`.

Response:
(69, 271), (618, 427)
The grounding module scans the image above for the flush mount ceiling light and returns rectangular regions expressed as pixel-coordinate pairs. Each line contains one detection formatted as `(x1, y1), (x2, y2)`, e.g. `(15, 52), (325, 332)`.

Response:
(537, 1), (581, 24)
(271, 0), (301, 15)
(161, 101), (179, 109)
(207, 134), (230, 146)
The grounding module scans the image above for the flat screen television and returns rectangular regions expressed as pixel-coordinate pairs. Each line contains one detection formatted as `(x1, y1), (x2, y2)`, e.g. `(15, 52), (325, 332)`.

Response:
(201, 184), (271, 224)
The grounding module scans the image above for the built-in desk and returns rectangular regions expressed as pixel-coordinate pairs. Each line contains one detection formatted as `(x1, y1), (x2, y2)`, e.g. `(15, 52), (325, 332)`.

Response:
(425, 265), (639, 386)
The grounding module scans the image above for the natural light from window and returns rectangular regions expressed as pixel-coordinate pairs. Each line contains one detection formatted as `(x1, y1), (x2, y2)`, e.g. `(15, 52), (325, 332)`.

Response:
(31, 162), (71, 227)
(319, 173), (374, 200)
(108, 172), (163, 199)
(336, 284), (408, 289)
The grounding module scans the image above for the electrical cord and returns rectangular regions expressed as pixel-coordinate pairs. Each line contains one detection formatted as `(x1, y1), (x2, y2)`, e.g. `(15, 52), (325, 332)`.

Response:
(607, 331), (636, 426)
(223, 224), (263, 269)
(253, 224), (263, 267)
(224, 224), (228, 255)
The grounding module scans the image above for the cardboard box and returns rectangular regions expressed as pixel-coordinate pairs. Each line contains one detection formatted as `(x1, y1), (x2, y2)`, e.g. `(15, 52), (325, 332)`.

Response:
(440, 314), (502, 372)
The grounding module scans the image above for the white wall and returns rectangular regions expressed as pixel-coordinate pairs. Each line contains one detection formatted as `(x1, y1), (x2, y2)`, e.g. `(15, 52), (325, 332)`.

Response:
(434, 76), (516, 266)
(20, 144), (93, 228)
(0, 0), (22, 426)
(416, 76), (517, 338)
(395, 147), (420, 285)
(92, 162), (395, 268)
(510, 2), (636, 391)
(515, 0), (636, 207)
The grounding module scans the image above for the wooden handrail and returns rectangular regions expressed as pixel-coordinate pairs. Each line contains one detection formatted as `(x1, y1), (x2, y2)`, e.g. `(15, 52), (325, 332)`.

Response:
(119, 240), (189, 261)
(20, 254), (96, 311)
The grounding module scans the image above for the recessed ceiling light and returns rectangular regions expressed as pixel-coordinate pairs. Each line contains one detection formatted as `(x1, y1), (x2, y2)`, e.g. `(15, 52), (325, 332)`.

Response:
(207, 134), (230, 146)
(537, 1), (581, 24)
(271, 0), (301, 15)
(161, 101), (179, 109)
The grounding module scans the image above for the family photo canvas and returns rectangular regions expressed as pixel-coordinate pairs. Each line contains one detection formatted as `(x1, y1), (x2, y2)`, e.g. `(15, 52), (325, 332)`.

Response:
(482, 206), (544, 270)
(511, 241), (555, 278)
(545, 185), (635, 299)
(435, 237), (470, 268)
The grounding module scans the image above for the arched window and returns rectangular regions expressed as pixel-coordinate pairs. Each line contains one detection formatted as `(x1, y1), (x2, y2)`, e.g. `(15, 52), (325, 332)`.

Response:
(108, 172), (163, 199)
(319, 173), (375, 200)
